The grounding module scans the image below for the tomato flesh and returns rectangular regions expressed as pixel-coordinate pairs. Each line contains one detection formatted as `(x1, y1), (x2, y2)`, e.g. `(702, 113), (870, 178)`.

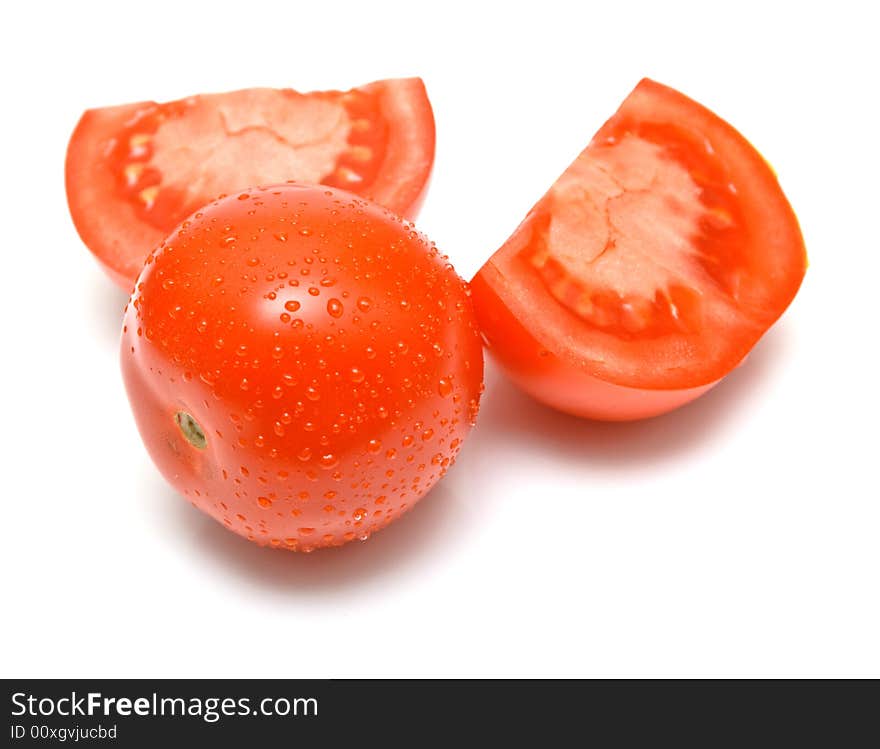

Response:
(120, 184), (482, 551)
(67, 78), (434, 288)
(472, 79), (806, 419)
(112, 88), (389, 234)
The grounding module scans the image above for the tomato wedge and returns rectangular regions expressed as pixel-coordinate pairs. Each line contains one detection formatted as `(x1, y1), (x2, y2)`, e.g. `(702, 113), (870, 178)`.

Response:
(471, 79), (807, 420)
(66, 77), (435, 289)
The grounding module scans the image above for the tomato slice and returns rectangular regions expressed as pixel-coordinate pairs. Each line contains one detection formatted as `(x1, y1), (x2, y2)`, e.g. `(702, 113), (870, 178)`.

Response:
(471, 79), (807, 420)
(66, 77), (435, 288)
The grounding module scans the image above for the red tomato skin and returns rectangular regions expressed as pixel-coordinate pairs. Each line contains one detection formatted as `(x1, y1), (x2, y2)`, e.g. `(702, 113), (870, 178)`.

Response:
(471, 268), (715, 420)
(120, 185), (483, 551)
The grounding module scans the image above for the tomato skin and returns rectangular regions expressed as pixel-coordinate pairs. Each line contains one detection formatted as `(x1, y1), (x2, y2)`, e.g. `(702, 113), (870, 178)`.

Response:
(121, 184), (482, 551)
(471, 268), (715, 420)
(67, 78), (435, 290)
(471, 79), (806, 420)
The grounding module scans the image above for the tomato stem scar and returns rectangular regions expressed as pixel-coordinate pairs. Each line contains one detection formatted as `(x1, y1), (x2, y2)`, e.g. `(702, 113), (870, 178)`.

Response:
(175, 411), (206, 450)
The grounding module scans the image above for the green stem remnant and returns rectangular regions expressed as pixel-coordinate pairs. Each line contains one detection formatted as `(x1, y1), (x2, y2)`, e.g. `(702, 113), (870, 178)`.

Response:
(175, 411), (207, 450)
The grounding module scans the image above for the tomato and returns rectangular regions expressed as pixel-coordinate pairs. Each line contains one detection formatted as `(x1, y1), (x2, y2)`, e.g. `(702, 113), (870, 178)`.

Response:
(471, 79), (807, 420)
(120, 184), (483, 551)
(67, 77), (435, 289)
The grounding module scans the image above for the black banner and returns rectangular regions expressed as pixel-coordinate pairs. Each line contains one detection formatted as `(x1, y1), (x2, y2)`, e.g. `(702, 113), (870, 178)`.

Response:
(4, 680), (878, 744)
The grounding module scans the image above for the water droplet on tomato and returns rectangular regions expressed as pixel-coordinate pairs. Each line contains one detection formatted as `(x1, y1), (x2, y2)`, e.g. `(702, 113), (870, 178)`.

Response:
(438, 377), (453, 397)
(327, 299), (344, 318)
(468, 398), (480, 425)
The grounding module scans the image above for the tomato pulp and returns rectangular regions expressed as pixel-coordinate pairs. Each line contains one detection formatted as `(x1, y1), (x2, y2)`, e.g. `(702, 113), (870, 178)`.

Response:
(67, 78), (435, 289)
(471, 79), (807, 420)
(121, 184), (483, 551)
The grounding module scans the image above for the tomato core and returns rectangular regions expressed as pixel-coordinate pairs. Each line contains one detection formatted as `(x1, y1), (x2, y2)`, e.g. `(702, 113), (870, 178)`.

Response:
(525, 121), (751, 341)
(110, 89), (389, 235)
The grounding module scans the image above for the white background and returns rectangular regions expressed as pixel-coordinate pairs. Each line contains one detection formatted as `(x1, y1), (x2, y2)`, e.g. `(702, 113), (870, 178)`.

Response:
(2, 0), (878, 678)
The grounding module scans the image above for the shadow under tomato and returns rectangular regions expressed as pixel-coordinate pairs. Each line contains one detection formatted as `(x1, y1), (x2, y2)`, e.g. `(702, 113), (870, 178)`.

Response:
(464, 325), (791, 471)
(159, 476), (469, 594)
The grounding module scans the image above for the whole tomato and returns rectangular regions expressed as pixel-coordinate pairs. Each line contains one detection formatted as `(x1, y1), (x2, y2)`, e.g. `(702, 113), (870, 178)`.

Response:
(121, 184), (483, 551)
